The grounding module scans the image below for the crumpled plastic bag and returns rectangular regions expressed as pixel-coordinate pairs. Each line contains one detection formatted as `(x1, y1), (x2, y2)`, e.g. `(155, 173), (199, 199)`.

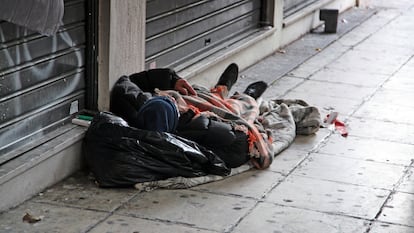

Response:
(0, 0), (64, 36)
(83, 112), (230, 188)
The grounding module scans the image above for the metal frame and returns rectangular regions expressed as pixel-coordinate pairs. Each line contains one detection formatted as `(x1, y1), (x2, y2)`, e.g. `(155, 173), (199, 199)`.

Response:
(85, 0), (99, 111)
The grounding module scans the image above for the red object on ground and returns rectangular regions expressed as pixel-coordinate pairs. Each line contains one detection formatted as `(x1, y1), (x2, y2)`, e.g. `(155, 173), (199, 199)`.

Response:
(333, 119), (348, 137)
(325, 113), (348, 137)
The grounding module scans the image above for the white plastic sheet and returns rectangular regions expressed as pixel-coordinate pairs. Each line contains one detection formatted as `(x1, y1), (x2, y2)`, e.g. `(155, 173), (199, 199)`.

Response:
(0, 0), (64, 36)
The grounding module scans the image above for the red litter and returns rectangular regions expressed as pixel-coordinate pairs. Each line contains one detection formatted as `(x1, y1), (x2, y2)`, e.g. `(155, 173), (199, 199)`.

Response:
(324, 112), (348, 137)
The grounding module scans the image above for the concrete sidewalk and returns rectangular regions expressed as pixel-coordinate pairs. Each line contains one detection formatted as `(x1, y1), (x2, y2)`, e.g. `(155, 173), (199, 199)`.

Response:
(1, 1), (414, 232)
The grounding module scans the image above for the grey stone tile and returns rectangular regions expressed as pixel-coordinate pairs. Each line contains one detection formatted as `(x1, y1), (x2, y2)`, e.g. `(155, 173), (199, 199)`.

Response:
(269, 149), (309, 175)
(327, 48), (408, 76)
(285, 34), (338, 58)
(378, 192), (414, 227)
(261, 76), (305, 100)
(32, 172), (137, 212)
(283, 90), (362, 116)
(398, 167), (414, 194)
(89, 214), (215, 233)
(353, 41), (413, 61)
(289, 41), (350, 78)
(309, 67), (388, 87)
(289, 128), (331, 152)
(372, 0), (414, 9)
(337, 8), (392, 46)
(364, 31), (414, 49)
(292, 153), (405, 189)
(346, 117), (414, 144)
(233, 202), (370, 233)
(383, 74), (414, 92)
(370, 222), (414, 233)
(265, 175), (389, 219)
(316, 135), (414, 166)
(116, 189), (256, 232)
(368, 89), (414, 108)
(377, 12), (414, 34)
(289, 80), (376, 101)
(289, 63), (321, 79)
(338, 25), (375, 47)
(192, 169), (283, 199)
(287, 41), (350, 79)
(0, 202), (106, 233)
(353, 101), (414, 125)
(395, 57), (414, 73)
(239, 54), (304, 85)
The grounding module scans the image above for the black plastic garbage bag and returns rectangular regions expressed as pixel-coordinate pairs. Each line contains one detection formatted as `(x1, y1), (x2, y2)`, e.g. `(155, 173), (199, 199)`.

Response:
(83, 112), (230, 188)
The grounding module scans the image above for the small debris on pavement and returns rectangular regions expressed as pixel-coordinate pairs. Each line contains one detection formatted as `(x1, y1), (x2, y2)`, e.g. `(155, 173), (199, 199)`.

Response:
(22, 212), (43, 223)
(277, 49), (286, 54)
(324, 112), (348, 137)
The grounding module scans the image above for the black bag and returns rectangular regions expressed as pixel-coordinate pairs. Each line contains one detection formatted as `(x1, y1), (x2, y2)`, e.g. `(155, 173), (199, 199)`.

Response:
(83, 112), (230, 188)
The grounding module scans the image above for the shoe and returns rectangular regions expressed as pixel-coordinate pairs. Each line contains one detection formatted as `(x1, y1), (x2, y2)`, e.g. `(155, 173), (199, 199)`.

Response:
(216, 63), (239, 91)
(243, 81), (268, 99)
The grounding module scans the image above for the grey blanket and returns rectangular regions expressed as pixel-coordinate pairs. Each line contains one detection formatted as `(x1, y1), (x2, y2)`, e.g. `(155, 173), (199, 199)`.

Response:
(135, 99), (321, 191)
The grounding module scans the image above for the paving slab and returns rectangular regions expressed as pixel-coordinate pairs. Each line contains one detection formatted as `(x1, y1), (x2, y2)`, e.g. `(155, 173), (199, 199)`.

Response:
(191, 169), (283, 199)
(369, 222), (414, 233)
(89, 214), (215, 233)
(116, 189), (256, 232)
(316, 135), (414, 166)
(378, 192), (414, 227)
(352, 40), (414, 61)
(383, 72), (414, 92)
(368, 88), (414, 109)
(292, 153), (405, 189)
(289, 42), (350, 78)
(269, 149), (309, 175)
(288, 128), (331, 152)
(288, 80), (377, 101)
(372, 0), (414, 9)
(0, 202), (107, 233)
(346, 117), (414, 144)
(261, 76), (305, 100)
(326, 49), (406, 76)
(265, 175), (390, 219)
(233, 202), (370, 233)
(31, 172), (137, 212)
(365, 30), (414, 49)
(397, 167), (414, 194)
(309, 68), (388, 87)
(353, 101), (414, 125)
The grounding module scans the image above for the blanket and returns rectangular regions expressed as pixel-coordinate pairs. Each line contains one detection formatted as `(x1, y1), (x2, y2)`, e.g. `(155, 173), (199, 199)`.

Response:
(183, 85), (273, 164)
(134, 98), (321, 191)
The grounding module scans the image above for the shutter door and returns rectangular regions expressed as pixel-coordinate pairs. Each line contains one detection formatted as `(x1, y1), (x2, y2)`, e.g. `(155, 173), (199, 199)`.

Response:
(284, 0), (320, 18)
(146, 0), (262, 69)
(0, 0), (87, 158)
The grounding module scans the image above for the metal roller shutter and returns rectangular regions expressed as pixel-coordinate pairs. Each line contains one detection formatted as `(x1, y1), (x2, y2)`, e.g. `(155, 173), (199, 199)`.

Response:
(0, 0), (88, 159)
(284, 0), (320, 18)
(146, 0), (263, 69)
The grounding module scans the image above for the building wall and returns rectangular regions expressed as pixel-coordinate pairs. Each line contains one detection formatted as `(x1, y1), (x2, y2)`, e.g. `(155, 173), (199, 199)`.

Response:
(97, 0), (358, 110)
(98, 0), (146, 111)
